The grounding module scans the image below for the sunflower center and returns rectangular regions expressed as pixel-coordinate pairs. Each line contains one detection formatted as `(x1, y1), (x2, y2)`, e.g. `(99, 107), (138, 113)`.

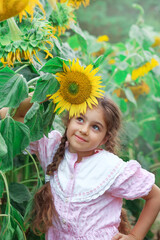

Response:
(68, 82), (79, 94)
(60, 72), (92, 104)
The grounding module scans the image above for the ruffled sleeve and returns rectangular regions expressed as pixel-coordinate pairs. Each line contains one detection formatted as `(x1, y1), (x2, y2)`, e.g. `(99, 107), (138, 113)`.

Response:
(29, 130), (62, 171)
(108, 160), (155, 200)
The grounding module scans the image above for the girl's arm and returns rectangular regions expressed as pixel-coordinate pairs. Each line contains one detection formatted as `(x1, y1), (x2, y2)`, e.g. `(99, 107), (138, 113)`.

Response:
(112, 184), (160, 240)
(0, 95), (33, 122)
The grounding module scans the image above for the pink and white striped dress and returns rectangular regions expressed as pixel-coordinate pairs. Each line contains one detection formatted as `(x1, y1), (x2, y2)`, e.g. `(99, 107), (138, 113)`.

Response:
(30, 130), (155, 240)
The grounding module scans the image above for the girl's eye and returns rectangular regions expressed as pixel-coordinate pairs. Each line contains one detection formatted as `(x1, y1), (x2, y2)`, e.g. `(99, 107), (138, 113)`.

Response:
(92, 125), (100, 131)
(76, 117), (84, 123)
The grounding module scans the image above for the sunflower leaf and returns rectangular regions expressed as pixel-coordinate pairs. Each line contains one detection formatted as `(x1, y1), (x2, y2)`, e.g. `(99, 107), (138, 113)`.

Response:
(124, 88), (137, 106)
(32, 74), (60, 103)
(0, 68), (28, 108)
(70, 22), (87, 53)
(0, 133), (7, 158)
(9, 183), (31, 204)
(40, 56), (69, 74)
(24, 103), (44, 142)
(42, 101), (56, 136)
(0, 175), (4, 198)
(0, 117), (30, 172)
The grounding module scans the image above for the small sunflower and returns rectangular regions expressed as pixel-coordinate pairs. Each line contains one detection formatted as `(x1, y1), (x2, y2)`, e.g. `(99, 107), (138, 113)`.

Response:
(0, 18), (56, 67)
(48, 59), (104, 117)
(49, 2), (76, 36)
(60, 0), (90, 9)
(97, 35), (109, 42)
(131, 58), (159, 81)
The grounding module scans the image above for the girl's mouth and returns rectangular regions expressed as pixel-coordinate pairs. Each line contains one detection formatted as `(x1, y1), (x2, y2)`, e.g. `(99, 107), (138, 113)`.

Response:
(74, 134), (87, 142)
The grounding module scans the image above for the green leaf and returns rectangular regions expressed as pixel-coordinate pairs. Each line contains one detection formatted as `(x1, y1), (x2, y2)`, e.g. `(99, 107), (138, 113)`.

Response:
(4, 44), (12, 52)
(124, 88), (137, 105)
(0, 69), (28, 108)
(43, 101), (56, 136)
(77, 34), (88, 53)
(93, 55), (104, 68)
(70, 22), (86, 39)
(114, 70), (128, 85)
(70, 22), (87, 53)
(15, 225), (24, 240)
(24, 178), (43, 228)
(24, 103), (44, 141)
(0, 221), (15, 240)
(120, 99), (127, 113)
(11, 205), (24, 229)
(32, 74), (60, 103)
(129, 25), (143, 45)
(67, 34), (79, 49)
(0, 175), (4, 198)
(0, 133), (7, 158)
(0, 117), (30, 172)
(40, 56), (69, 74)
(9, 183), (31, 204)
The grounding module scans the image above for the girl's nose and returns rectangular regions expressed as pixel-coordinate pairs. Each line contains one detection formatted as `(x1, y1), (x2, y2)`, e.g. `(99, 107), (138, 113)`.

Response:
(79, 125), (89, 135)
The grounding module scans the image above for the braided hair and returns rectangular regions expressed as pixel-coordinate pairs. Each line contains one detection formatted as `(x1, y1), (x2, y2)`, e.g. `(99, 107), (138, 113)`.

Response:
(46, 130), (68, 175)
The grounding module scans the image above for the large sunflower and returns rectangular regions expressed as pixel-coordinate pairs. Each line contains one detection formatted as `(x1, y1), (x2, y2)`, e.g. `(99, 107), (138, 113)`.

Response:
(49, 59), (104, 117)
(0, 0), (45, 22)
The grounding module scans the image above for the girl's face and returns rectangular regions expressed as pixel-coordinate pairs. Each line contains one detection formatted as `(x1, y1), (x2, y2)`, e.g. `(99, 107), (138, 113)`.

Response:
(66, 106), (107, 160)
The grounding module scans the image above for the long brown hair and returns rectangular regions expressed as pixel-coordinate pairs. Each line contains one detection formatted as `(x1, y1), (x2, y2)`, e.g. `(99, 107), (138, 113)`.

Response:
(30, 97), (131, 234)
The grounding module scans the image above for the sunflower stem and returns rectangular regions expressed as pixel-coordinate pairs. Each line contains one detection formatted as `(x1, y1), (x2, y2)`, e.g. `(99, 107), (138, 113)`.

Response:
(7, 17), (22, 41)
(24, 149), (41, 180)
(27, 76), (40, 86)
(0, 171), (11, 234)
(47, 0), (58, 10)
(15, 64), (29, 73)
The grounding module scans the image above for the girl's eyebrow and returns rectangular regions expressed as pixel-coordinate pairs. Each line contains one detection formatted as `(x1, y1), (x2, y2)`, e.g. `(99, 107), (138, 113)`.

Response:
(93, 121), (104, 128)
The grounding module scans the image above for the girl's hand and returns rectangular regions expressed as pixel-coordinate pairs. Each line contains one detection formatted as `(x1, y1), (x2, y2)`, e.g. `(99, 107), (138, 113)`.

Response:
(112, 233), (139, 240)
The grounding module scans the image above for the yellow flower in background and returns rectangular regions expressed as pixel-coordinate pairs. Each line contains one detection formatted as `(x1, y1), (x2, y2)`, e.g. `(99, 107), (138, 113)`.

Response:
(0, 0), (29, 21)
(60, 0), (90, 8)
(97, 35), (109, 42)
(113, 81), (150, 100)
(48, 59), (104, 117)
(108, 59), (116, 65)
(19, 0), (45, 22)
(152, 36), (160, 47)
(91, 47), (105, 58)
(131, 58), (159, 80)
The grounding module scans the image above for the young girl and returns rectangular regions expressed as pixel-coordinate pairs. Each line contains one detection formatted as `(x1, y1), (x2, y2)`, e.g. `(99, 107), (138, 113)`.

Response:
(0, 96), (160, 240)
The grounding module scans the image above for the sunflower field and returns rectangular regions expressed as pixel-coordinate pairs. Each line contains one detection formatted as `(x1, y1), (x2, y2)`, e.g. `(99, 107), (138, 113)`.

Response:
(0, 0), (160, 239)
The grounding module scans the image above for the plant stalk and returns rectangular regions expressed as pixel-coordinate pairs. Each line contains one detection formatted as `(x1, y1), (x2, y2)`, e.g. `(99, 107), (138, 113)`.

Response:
(47, 0), (58, 10)
(7, 17), (22, 41)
